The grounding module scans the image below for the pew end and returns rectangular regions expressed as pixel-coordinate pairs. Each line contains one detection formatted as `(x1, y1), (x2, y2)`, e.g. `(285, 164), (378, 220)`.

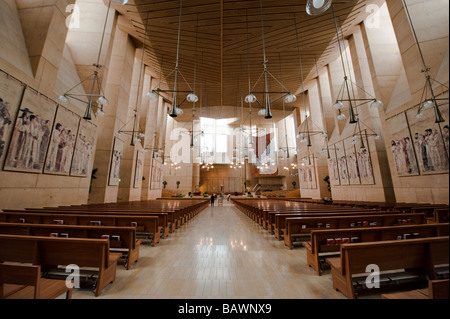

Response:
(0, 263), (72, 299)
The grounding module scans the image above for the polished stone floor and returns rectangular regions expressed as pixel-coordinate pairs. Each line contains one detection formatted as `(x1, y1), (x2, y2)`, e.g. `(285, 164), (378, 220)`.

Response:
(72, 202), (348, 299)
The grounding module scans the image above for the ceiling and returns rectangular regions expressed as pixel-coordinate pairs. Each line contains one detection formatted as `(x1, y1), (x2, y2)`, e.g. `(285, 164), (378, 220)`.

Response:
(114, 0), (384, 123)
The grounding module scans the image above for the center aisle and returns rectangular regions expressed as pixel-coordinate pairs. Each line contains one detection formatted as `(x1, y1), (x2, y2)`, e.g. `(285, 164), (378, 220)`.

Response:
(72, 201), (345, 299)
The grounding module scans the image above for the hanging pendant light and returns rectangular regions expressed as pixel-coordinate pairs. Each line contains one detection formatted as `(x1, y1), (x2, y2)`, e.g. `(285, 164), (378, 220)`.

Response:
(59, 0), (129, 120)
(168, 0), (183, 118)
(145, 0), (198, 118)
(284, 94), (297, 103)
(371, 99), (384, 109)
(186, 93), (199, 103)
(245, 94), (257, 104)
(244, 0), (292, 119)
(258, 108), (266, 116)
(306, 0), (333, 16)
(337, 110), (346, 120)
(260, 0), (272, 119)
(402, 0), (447, 124)
(334, 101), (344, 110)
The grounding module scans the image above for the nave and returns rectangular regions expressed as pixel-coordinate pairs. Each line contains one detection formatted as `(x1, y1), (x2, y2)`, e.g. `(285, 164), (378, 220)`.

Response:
(72, 202), (346, 299)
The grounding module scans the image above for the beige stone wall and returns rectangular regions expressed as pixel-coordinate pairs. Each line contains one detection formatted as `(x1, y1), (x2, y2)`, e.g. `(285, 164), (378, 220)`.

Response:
(373, 1), (449, 204)
(0, 0), (33, 77)
(0, 0), (164, 209)
(0, 0), (93, 210)
(295, 1), (448, 204)
(199, 164), (245, 194)
(1, 0), (448, 209)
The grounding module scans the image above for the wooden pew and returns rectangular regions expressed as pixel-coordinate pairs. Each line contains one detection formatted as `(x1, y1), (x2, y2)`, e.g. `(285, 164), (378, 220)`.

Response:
(266, 208), (379, 233)
(0, 234), (121, 297)
(271, 210), (393, 239)
(411, 205), (450, 218)
(49, 198), (210, 231)
(381, 279), (449, 299)
(284, 213), (426, 249)
(0, 223), (142, 270)
(232, 197), (382, 231)
(304, 223), (449, 275)
(326, 236), (449, 299)
(0, 263), (72, 299)
(431, 209), (450, 224)
(0, 211), (160, 246)
(18, 208), (171, 239)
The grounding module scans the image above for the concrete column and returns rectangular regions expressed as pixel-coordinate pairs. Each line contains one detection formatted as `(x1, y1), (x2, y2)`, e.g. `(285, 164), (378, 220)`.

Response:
(117, 50), (144, 202)
(317, 69), (335, 137)
(327, 58), (348, 135)
(88, 16), (135, 204)
(303, 80), (330, 199)
(192, 163), (200, 193)
(347, 25), (396, 202)
(139, 69), (153, 200)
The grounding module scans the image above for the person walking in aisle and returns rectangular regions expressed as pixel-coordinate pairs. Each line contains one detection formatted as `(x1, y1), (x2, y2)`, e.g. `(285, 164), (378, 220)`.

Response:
(210, 193), (215, 206)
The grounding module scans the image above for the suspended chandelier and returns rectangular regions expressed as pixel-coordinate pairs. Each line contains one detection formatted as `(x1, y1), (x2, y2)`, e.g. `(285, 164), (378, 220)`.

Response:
(306, 0), (384, 125)
(244, 0), (297, 119)
(59, 1), (129, 119)
(401, 0), (447, 123)
(116, 11), (150, 146)
(293, 14), (327, 149)
(277, 53), (298, 158)
(146, 0), (198, 117)
(331, 7), (383, 124)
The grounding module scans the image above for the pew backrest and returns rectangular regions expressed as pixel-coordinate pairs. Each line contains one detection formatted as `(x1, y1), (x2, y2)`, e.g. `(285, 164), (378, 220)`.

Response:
(340, 236), (449, 277)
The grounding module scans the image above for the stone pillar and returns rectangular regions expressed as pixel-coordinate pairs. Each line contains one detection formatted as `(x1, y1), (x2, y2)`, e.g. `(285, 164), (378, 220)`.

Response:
(192, 163), (200, 193)
(347, 25), (396, 202)
(117, 50), (144, 202)
(317, 68), (335, 137)
(139, 69), (153, 200)
(327, 58), (349, 135)
(88, 16), (135, 204)
(305, 80), (331, 199)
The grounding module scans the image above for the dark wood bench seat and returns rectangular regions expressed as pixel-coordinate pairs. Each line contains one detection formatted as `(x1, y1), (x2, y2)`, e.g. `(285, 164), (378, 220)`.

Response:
(0, 223), (142, 270)
(14, 208), (171, 239)
(0, 234), (121, 297)
(304, 223), (449, 275)
(0, 211), (160, 246)
(431, 209), (450, 224)
(284, 213), (426, 249)
(326, 236), (449, 299)
(45, 198), (210, 231)
(271, 210), (394, 240)
(381, 279), (449, 299)
(0, 263), (72, 299)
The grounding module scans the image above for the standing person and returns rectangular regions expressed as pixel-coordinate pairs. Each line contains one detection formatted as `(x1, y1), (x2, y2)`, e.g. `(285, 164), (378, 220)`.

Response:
(210, 193), (215, 206)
